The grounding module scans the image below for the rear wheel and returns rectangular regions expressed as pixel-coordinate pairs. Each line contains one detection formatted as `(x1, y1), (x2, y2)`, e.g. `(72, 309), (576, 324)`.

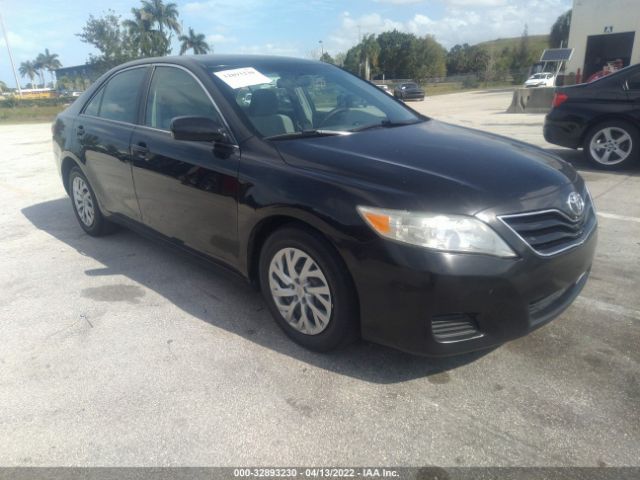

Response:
(583, 120), (639, 170)
(259, 226), (358, 352)
(68, 166), (117, 236)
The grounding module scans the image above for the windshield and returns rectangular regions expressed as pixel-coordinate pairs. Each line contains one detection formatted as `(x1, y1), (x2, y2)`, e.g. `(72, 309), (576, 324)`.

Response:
(210, 62), (422, 139)
(531, 73), (551, 79)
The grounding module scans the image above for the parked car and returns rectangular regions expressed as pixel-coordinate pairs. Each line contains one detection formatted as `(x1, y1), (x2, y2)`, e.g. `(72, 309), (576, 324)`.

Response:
(524, 72), (556, 88)
(53, 55), (596, 356)
(375, 84), (393, 95)
(544, 63), (640, 170)
(393, 82), (425, 101)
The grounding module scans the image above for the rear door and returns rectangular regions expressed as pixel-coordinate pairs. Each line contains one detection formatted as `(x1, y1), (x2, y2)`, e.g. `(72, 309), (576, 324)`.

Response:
(130, 65), (240, 265)
(624, 70), (640, 108)
(76, 66), (150, 220)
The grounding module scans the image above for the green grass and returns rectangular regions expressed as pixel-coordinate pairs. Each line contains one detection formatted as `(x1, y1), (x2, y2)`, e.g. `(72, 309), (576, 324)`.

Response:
(0, 104), (66, 124)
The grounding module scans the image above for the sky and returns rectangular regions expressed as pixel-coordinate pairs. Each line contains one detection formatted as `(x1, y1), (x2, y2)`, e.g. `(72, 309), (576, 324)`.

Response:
(0, 0), (572, 87)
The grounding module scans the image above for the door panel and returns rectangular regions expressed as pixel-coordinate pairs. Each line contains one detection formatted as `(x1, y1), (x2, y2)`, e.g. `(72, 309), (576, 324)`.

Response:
(131, 128), (240, 263)
(131, 66), (240, 264)
(77, 116), (140, 219)
(76, 67), (149, 221)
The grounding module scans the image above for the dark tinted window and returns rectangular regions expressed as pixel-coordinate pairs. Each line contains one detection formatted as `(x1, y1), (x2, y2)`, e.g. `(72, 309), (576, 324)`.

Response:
(627, 72), (640, 90)
(98, 68), (147, 123)
(145, 66), (221, 130)
(83, 89), (103, 117)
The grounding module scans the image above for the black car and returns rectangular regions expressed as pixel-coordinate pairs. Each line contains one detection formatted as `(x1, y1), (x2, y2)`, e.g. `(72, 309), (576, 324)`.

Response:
(52, 55), (596, 356)
(544, 64), (640, 170)
(394, 82), (425, 101)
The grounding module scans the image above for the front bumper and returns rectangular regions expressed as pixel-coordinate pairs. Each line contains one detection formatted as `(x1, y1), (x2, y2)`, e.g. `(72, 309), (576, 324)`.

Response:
(343, 227), (597, 356)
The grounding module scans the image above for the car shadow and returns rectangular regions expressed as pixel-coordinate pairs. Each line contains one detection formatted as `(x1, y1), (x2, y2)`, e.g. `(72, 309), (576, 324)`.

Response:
(21, 198), (493, 384)
(544, 147), (640, 175)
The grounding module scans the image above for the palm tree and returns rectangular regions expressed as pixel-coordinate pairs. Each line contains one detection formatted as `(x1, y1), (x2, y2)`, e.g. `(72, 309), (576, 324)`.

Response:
(19, 60), (38, 86)
(141, 0), (181, 38)
(178, 28), (210, 55)
(37, 49), (62, 87)
(34, 53), (48, 87)
(124, 8), (157, 57)
(359, 34), (380, 80)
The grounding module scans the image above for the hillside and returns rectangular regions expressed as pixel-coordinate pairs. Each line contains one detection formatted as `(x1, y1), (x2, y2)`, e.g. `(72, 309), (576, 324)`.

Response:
(476, 34), (549, 57)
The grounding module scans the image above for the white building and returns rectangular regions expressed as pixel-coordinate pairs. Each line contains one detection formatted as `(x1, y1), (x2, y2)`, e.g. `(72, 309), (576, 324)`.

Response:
(566, 0), (640, 82)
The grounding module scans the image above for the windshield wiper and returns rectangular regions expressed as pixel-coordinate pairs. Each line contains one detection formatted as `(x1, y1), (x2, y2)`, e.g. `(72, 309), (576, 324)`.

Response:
(265, 129), (350, 141)
(349, 119), (423, 133)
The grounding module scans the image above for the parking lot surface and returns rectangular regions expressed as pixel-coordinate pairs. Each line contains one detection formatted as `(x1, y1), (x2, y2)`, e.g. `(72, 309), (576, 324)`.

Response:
(0, 90), (638, 466)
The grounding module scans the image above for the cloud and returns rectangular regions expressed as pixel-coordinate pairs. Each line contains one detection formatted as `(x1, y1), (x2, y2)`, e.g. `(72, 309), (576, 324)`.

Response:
(206, 34), (237, 45)
(326, 0), (570, 52)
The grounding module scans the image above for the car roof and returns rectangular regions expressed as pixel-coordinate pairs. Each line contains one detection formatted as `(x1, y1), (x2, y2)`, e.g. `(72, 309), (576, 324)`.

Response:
(116, 54), (321, 72)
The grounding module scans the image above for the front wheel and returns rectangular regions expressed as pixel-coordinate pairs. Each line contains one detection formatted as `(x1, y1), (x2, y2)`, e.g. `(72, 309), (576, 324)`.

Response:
(259, 227), (358, 352)
(583, 121), (639, 170)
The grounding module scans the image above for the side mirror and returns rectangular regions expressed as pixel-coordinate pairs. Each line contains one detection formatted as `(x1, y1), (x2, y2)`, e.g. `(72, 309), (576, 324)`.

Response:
(170, 116), (228, 143)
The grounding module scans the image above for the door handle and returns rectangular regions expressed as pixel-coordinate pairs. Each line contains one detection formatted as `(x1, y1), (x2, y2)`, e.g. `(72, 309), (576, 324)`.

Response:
(131, 142), (150, 161)
(76, 125), (85, 137)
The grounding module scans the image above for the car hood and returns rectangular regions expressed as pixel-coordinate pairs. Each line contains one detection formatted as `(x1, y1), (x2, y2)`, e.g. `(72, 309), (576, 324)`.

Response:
(274, 120), (580, 215)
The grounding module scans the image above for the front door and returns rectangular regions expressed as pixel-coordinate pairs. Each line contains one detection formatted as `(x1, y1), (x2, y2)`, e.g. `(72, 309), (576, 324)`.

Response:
(130, 65), (240, 265)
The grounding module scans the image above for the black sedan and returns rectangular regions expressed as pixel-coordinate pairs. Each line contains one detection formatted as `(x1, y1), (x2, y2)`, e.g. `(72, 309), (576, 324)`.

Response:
(544, 64), (640, 170)
(394, 82), (425, 101)
(52, 55), (596, 356)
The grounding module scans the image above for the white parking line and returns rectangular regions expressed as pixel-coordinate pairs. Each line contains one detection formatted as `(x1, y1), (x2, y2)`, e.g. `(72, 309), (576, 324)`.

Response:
(597, 212), (640, 224)
(576, 297), (640, 321)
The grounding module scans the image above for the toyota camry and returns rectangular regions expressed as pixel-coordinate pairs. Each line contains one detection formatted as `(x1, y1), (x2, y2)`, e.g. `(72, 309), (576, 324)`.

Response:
(52, 55), (597, 356)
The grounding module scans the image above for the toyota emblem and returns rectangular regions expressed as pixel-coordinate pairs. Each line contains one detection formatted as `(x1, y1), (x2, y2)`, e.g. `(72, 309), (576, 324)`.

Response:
(567, 192), (585, 217)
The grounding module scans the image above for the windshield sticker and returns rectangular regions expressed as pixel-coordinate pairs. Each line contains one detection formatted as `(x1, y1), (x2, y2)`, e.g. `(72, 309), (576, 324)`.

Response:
(214, 67), (272, 89)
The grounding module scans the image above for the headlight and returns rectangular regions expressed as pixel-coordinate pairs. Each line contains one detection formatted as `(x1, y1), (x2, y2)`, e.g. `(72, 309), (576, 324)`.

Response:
(357, 206), (516, 258)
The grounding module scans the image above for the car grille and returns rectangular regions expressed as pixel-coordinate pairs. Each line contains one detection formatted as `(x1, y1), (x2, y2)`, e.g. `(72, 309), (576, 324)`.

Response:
(499, 202), (596, 256)
(431, 314), (483, 343)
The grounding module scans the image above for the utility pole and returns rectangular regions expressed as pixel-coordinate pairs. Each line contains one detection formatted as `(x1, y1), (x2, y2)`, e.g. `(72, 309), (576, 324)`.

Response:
(0, 9), (21, 97)
(319, 40), (324, 60)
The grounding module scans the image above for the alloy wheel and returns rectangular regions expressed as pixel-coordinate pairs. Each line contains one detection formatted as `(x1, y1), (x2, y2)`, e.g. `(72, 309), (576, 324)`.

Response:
(268, 247), (333, 335)
(589, 127), (633, 166)
(72, 176), (95, 227)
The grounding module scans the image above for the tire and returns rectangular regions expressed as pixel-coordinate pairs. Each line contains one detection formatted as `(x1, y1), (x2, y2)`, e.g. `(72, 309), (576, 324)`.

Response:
(583, 120), (639, 170)
(259, 226), (358, 352)
(68, 166), (117, 236)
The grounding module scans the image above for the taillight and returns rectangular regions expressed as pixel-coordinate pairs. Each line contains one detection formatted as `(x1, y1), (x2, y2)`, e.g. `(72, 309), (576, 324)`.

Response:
(552, 92), (568, 108)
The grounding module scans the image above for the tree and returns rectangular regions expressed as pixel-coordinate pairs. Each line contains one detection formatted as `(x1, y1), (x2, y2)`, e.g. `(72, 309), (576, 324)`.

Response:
(124, 7), (163, 57)
(319, 52), (334, 64)
(359, 34), (380, 80)
(550, 10), (572, 48)
(178, 27), (210, 55)
(19, 61), (38, 86)
(38, 49), (62, 87)
(446, 44), (471, 75)
(410, 35), (447, 81)
(0, 80), (7, 93)
(511, 25), (534, 83)
(77, 10), (136, 71)
(141, 0), (181, 40)
(377, 30), (415, 79)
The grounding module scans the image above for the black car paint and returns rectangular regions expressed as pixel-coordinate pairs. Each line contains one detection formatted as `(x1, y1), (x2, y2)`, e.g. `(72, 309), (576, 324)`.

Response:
(394, 82), (425, 101)
(53, 55), (596, 356)
(544, 64), (640, 149)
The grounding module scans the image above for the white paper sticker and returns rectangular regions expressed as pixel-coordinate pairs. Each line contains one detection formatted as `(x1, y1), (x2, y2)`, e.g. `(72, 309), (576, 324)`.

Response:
(214, 67), (272, 89)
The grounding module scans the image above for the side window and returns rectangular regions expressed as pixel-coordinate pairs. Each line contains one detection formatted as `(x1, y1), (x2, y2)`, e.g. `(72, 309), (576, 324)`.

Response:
(627, 73), (640, 90)
(83, 88), (103, 117)
(145, 66), (222, 130)
(98, 68), (147, 123)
